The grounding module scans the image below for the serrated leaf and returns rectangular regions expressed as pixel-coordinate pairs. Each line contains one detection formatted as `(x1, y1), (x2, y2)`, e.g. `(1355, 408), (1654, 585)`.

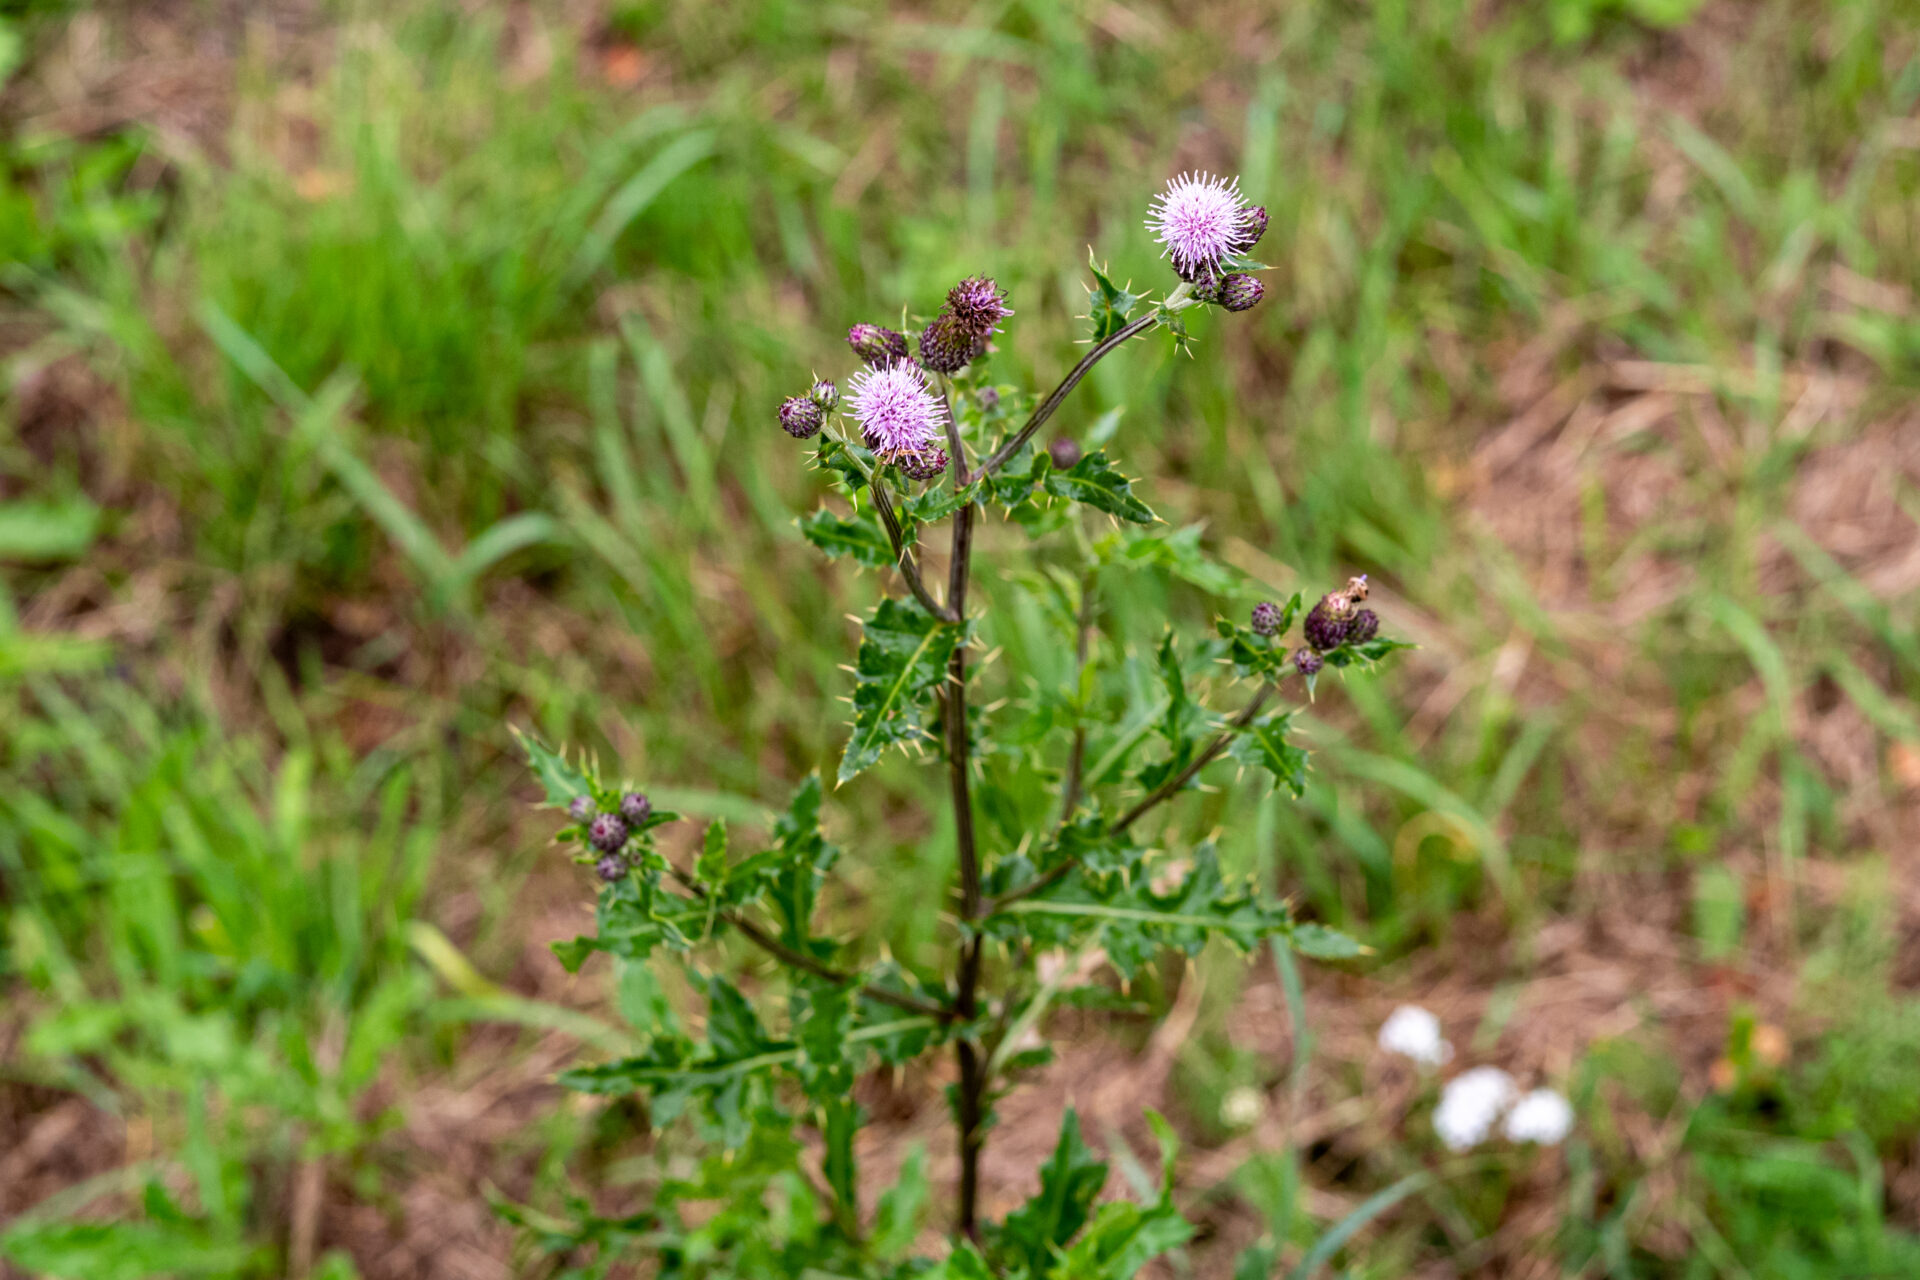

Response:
(766, 774), (839, 946)
(1085, 249), (1147, 343)
(697, 819), (729, 889)
(1228, 710), (1309, 798)
(1048, 1199), (1192, 1280)
(1322, 635), (1416, 669)
(1120, 524), (1243, 596)
(928, 1243), (996, 1280)
(872, 1145), (930, 1262)
(904, 480), (979, 526)
(989, 443), (1050, 513)
(1044, 451), (1156, 524)
(798, 506), (893, 566)
(990, 1109), (1109, 1275)
(839, 598), (962, 783)
(995, 845), (1292, 979)
(1289, 922), (1366, 960)
(515, 730), (593, 806)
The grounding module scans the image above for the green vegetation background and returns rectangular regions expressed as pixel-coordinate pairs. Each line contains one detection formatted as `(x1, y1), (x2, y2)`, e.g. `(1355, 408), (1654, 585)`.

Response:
(5, 0), (1920, 1275)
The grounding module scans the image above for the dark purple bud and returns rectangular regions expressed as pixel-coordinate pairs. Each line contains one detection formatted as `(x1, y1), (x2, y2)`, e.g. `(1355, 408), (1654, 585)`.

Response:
(619, 792), (652, 825)
(977, 386), (1000, 412)
(1293, 647), (1323, 677)
(945, 275), (1013, 339)
(894, 448), (949, 482)
(780, 395), (824, 439)
(1251, 601), (1283, 637)
(1047, 438), (1082, 470)
(809, 379), (837, 409)
(1348, 609), (1379, 645)
(918, 312), (982, 374)
(1217, 274), (1264, 313)
(847, 324), (910, 368)
(595, 854), (628, 883)
(587, 812), (629, 854)
(1303, 596), (1352, 652)
(567, 794), (595, 822)
(1233, 205), (1269, 255)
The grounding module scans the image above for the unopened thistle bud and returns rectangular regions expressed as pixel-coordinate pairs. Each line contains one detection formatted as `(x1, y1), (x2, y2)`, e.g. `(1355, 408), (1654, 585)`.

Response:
(977, 386), (1000, 413)
(847, 324), (910, 368)
(1250, 600), (1283, 637)
(1303, 597), (1351, 652)
(809, 379), (837, 409)
(596, 854), (628, 882)
(567, 794), (595, 822)
(1048, 438), (1082, 470)
(619, 791), (652, 825)
(1294, 647), (1323, 677)
(894, 448), (949, 482)
(1217, 274), (1265, 313)
(780, 395), (824, 439)
(587, 812), (629, 854)
(1233, 205), (1269, 255)
(1348, 608), (1379, 645)
(945, 275), (1013, 337)
(918, 312), (983, 374)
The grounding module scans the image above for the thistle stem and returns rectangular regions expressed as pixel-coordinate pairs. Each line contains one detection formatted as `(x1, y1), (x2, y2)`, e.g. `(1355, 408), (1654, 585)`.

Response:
(665, 865), (952, 1021)
(986, 677), (1283, 914)
(866, 458), (959, 624)
(976, 311), (1161, 481)
(943, 497), (988, 1239)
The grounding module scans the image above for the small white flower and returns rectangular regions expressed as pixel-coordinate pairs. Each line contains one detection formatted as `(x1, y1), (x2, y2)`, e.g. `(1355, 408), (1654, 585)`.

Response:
(1433, 1067), (1517, 1152)
(1503, 1089), (1574, 1145)
(1378, 1005), (1453, 1068)
(1220, 1086), (1264, 1129)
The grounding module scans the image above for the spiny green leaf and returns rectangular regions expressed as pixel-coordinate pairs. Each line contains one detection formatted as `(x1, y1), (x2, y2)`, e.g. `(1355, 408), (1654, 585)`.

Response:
(1228, 710), (1309, 798)
(697, 819), (729, 889)
(995, 845), (1292, 978)
(798, 506), (894, 566)
(1047, 1198), (1192, 1280)
(1118, 524), (1243, 596)
(1085, 249), (1147, 343)
(514, 730), (593, 807)
(839, 598), (962, 783)
(1289, 922), (1367, 960)
(1044, 450), (1156, 524)
(991, 1109), (1109, 1275)
(766, 774), (839, 946)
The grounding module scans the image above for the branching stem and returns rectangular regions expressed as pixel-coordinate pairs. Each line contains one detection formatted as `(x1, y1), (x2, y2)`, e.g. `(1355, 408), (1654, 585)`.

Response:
(976, 313), (1160, 480)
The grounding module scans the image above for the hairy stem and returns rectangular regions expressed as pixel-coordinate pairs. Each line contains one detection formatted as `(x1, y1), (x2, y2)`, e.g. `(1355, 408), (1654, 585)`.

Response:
(942, 496), (989, 1239)
(987, 678), (1283, 913)
(939, 384), (969, 486)
(976, 312), (1160, 481)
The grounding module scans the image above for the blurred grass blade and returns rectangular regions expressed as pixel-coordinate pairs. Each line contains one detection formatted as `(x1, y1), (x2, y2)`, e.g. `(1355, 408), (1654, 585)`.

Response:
(1286, 1171), (1433, 1280)
(0, 499), (99, 562)
(568, 130), (717, 286)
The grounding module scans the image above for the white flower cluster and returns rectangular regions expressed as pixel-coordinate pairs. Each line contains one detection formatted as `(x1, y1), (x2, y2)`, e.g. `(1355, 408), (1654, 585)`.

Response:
(1377, 1005), (1574, 1151)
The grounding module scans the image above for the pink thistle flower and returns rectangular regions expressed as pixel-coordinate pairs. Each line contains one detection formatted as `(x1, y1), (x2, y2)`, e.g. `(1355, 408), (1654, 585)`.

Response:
(1146, 171), (1250, 278)
(846, 362), (947, 461)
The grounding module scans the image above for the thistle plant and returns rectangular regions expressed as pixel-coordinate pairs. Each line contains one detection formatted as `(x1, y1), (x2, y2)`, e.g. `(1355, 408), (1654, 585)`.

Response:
(515, 173), (1407, 1277)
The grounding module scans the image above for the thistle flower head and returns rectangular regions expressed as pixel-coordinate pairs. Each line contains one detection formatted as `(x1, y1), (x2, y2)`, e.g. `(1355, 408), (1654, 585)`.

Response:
(587, 812), (630, 854)
(567, 794), (595, 822)
(1294, 647), (1323, 677)
(945, 275), (1013, 336)
(847, 323), (911, 368)
(847, 362), (947, 461)
(780, 395), (824, 439)
(1348, 608), (1379, 645)
(1047, 437), (1082, 470)
(1147, 171), (1250, 278)
(894, 448), (949, 482)
(809, 379), (838, 409)
(618, 791), (652, 825)
(918, 312), (984, 374)
(1217, 273), (1265, 313)
(595, 854), (628, 883)
(1250, 601), (1283, 637)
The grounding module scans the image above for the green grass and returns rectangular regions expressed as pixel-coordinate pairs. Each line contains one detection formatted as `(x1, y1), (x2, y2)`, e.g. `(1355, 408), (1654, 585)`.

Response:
(6, 0), (1920, 1274)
